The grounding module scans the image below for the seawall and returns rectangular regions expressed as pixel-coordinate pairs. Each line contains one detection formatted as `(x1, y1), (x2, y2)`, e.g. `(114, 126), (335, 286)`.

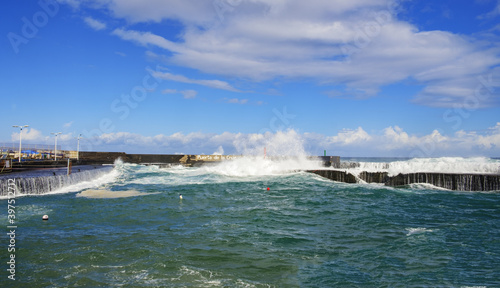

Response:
(0, 166), (113, 196)
(78, 152), (340, 167)
(308, 170), (500, 191)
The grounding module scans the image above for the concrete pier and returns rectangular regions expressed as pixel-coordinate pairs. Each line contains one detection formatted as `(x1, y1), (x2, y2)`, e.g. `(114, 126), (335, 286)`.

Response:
(386, 172), (500, 191)
(77, 152), (340, 167)
(308, 170), (500, 191)
(1, 152), (340, 174)
(0, 166), (113, 196)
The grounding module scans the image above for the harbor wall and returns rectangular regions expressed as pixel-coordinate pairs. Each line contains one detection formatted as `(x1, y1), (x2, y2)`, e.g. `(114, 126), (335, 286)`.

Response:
(0, 166), (113, 196)
(78, 152), (340, 167)
(386, 172), (500, 191)
(308, 170), (500, 191)
(2, 152), (340, 174)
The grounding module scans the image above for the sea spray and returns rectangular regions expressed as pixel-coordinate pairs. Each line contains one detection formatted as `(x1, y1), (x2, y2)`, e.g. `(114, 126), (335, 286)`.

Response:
(233, 129), (308, 157)
(203, 156), (323, 177)
(339, 157), (500, 177)
(0, 160), (123, 198)
(0, 166), (116, 198)
(76, 189), (160, 198)
(208, 129), (324, 176)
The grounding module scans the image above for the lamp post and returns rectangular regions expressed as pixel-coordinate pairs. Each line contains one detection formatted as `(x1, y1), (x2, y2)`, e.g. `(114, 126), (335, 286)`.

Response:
(12, 125), (29, 162)
(51, 132), (62, 161)
(77, 134), (82, 161)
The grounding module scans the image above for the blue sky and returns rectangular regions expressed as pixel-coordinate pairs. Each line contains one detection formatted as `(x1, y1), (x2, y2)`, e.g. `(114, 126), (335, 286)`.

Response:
(1, 0), (500, 156)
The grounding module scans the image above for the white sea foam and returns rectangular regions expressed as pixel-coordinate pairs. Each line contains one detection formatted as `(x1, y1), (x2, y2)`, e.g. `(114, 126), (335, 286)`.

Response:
(408, 183), (450, 191)
(30, 158), (126, 197)
(75, 189), (160, 199)
(203, 129), (324, 177)
(203, 156), (323, 177)
(173, 266), (262, 287)
(406, 227), (434, 236)
(51, 168), (119, 195)
(130, 129), (324, 180)
(0, 167), (119, 199)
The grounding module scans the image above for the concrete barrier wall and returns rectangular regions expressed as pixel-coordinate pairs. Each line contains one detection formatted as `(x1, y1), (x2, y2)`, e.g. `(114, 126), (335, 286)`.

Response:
(78, 152), (127, 164)
(79, 152), (339, 167)
(125, 154), (186, 164)
(308, 170), (500, 191)
(309, 170), (357, 183)
(0, 166), (113, 196)
(385, 172), (500, 191)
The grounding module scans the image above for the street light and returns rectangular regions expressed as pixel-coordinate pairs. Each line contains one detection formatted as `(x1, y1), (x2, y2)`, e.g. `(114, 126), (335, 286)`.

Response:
(12, 125), (29, 162)
(77, 134), (82, 161)
(51, 132), (62, 161)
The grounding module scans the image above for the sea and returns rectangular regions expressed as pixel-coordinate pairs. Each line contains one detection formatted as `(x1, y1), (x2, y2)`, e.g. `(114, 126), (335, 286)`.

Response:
(1, 156), (499, 287)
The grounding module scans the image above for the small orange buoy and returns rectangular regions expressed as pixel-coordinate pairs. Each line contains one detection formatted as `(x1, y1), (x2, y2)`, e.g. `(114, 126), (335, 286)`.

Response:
(267, 187), (270, 191)
(42, 215), (49, 221)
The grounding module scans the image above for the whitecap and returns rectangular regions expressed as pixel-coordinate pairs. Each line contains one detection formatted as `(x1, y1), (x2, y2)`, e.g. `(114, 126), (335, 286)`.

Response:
(75, 189), (160, 199)
(340, 157), (500, 177)
(405, 227), (434, 236)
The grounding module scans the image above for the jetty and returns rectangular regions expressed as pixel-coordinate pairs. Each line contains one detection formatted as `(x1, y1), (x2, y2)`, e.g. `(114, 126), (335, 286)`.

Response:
(75, 151), (340, 167)
(308, 170), (500, 192)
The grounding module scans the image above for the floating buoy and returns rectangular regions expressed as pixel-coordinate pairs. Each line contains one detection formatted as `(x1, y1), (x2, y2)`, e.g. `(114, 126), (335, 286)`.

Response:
(42, 215), (49, 221)
(179, 194), (183, 200)
(267, 187), (270, 191)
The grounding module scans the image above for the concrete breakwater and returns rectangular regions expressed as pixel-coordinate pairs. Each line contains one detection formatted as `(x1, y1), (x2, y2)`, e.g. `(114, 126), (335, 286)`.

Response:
(308, 170), (500, 191)
(78, 152), (340, 167)
(0, 166), (113, 196)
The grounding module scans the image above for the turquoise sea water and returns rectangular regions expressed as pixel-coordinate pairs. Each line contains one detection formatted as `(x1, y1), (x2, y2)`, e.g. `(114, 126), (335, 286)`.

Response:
(1, 158), (499, 287)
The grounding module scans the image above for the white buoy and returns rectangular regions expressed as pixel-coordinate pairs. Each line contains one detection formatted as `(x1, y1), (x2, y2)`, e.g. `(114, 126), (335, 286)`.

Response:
(179, 194), (183, 200)
(42, 215), (49, 221)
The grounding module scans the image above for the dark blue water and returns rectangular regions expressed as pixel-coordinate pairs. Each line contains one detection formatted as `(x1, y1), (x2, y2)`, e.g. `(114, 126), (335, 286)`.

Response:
(1, 160), (499, 287)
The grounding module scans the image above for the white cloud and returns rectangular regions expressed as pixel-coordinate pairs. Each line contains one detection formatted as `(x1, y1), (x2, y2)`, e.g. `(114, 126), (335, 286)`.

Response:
(383, 126), (418, 149)
(58, 0), (80, 9)
(73, 124), (500, 156)
(224, 98), (248, 104)
(112, 28), (181, 52)
(100, 0), (216, 24)
(162, 89), (197, 99)
(98, 0), (500, 107)
(327, 127), (372, 145)
(478, 0), (500, 19)
(83, 17), (107, 31)
(181, 90), (197, 99)
(457, 122), (500, 150)
(162, 89), (177, 94)
(11, 128), (44, 142)
(10, 129), (74, 148)
(63, 121), (74, 128)
(58, 133), (74, 142)
(7, 126), (499, 156)
(148, 69), (240, 92)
